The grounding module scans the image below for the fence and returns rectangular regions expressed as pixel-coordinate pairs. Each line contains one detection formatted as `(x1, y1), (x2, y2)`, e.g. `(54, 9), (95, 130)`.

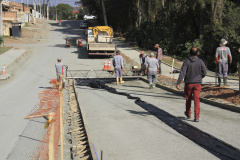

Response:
(24, 79), (63, 160)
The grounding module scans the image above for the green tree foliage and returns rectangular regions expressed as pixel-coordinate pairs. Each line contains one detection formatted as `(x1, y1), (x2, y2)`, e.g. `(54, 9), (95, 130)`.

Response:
(79, 0), (240, 73)
(56, 3), (73, 20)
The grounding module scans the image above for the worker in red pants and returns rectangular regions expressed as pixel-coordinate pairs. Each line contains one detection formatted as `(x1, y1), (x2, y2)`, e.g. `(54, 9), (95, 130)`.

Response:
(176, 47), (207, 122)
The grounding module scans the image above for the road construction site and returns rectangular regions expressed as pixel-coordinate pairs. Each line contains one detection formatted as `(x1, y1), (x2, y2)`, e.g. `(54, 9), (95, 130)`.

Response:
(0, 20), (240, 160)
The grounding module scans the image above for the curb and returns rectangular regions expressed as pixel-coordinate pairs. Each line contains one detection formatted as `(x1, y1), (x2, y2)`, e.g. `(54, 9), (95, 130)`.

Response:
(0, 49), (28, 80)
(139, 77), (240, 113)
(7, 49), (29, 69)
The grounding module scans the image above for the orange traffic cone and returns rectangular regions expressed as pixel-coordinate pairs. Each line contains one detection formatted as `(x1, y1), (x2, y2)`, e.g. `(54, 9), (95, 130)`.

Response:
(49, 79), (58, 84)
(2, 64), (6, 75)
(65, 38), (70, 47)
(78, 38), (82, 47)
(103, 59), (108, 70)
(108, 60), (111, 70)
(62, 67), (64, 75)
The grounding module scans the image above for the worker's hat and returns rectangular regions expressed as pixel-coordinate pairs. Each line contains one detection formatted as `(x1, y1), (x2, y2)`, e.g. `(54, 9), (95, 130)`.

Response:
(116, 50), (120, 55)
(57, 57), (62, 61)
(220, 39), (227, 46)
(140, 51), (144, 54)
(150, 53), (154, 56)
(154, 44), (159, 48)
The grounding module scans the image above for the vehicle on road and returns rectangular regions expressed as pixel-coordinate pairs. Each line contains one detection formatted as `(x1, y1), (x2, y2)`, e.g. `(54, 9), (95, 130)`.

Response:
(84, 15), (96, 20)
(87, 26), (116, 57)
(80, 20), (88, 28)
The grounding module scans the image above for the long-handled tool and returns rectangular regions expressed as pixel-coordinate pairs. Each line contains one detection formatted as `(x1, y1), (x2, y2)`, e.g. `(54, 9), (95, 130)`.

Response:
(215, 64), (217, 86)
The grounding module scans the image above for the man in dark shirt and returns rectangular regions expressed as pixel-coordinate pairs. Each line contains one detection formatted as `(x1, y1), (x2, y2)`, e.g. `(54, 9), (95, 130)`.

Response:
(176, 47), (207, 122)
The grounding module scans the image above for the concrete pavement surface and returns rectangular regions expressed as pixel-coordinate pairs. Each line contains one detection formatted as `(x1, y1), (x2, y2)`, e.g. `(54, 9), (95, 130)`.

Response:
(0, 19), (239, 160)
(76, 79), (240, 159)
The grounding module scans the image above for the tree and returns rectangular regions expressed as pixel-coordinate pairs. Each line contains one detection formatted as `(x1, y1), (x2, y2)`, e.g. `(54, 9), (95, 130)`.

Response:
(79, 0), (240, 73)
(56, 3), (73, 20)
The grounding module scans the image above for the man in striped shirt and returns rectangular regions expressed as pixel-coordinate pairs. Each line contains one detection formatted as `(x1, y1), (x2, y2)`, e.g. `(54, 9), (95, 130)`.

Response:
(154, 44), (163, 74)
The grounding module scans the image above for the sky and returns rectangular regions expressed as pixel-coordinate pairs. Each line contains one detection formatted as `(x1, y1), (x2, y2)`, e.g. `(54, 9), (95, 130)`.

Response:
(8, 0), (80, 7)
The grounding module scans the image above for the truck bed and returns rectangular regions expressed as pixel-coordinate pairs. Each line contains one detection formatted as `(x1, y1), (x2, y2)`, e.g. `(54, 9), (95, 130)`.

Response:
(88, 42), (116, 56)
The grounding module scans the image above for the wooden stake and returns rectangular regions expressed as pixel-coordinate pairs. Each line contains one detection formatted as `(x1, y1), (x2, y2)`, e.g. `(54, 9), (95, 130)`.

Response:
(60, 88), (64, 159)
(49, 123), (54, 160)
(238, 63), (240, 91)
(171, 58), (175, 79)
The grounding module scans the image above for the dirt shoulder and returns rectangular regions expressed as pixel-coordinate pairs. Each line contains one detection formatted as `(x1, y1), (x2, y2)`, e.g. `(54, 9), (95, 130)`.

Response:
(121, 52), (240, 107)
(4, 19), (47, 44)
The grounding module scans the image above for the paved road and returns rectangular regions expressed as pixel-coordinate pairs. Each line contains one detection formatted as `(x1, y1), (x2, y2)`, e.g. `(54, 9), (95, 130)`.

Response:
(77, 79), (240, 160)
(1, 20), (240, 160)
(0, 20), (86, 160)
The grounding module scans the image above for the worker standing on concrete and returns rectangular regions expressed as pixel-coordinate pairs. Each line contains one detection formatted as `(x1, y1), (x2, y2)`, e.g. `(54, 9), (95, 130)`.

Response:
(139, 51), (147, 76)
(145, 53), (159, 89)
(215, 38), (232, 87)
(55, 58), (65, 87)
(112, 50), (124, 85)
(154, 44), (163, 74)
(176, 47), (207, 122)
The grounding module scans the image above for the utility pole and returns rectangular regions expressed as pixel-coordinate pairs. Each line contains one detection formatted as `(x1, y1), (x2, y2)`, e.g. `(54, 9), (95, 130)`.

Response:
(54, 1), (57, 21)
(0, 0), (3, 47)
(34, 0), (36, 24)
(46, 0), (49, 20)
(101, 0), (108, 26)
(39, 0), (41, 18)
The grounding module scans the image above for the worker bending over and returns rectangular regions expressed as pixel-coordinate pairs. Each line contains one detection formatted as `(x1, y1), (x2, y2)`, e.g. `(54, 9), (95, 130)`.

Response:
(112, 50), (124, 85)
(145, 53), (159, 89)
(139, 51), (148, 76)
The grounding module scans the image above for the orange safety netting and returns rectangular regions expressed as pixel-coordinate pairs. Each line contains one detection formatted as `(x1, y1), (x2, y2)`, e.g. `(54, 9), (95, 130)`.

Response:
(26, 79), (62, 160)
(25, 89), (59, 119)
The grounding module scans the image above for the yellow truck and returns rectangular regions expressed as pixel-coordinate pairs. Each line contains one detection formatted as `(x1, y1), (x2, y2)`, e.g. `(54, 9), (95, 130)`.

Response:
(87, 26), (117, 57)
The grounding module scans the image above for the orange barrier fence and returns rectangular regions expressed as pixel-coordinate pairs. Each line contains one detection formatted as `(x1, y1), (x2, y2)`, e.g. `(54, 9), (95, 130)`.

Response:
(25, 79), (62, 160)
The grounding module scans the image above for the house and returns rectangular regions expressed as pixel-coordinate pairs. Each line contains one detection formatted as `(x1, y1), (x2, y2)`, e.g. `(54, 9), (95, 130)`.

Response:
(2, 0), (32, 36)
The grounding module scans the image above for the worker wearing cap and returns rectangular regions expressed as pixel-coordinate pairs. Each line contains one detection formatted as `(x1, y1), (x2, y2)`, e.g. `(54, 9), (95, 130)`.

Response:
(145, 53), (159, 89)
(112, 50), (124, 85)
(154, 44), (163, 74)
(55, 58), (65, 86)
(139, 51), (147, 76)
(215, 38), (232, 86)
(176, 47), (207, 122)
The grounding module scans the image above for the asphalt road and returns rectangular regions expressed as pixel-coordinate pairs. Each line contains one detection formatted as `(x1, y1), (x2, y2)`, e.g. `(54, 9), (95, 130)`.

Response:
(0, 20), (240, 160)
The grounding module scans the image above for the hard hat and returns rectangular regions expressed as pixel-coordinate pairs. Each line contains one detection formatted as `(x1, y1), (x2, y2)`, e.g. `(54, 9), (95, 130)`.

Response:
(150, 53), (154, 56)
(141, 51), (144, 54)
(57, 58), (62, 60)
(154, 44), (159, 47)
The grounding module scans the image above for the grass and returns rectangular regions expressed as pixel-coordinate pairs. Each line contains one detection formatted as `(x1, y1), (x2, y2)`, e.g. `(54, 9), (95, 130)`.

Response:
(0, 47), (12, 55)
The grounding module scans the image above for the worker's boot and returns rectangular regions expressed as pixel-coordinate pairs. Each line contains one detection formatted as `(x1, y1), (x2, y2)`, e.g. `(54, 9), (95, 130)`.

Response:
(223, 77), (228, 87)
(120, 78), (124, 84)
(116, 78), (119, 85)
(218, 77), (221, 87)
